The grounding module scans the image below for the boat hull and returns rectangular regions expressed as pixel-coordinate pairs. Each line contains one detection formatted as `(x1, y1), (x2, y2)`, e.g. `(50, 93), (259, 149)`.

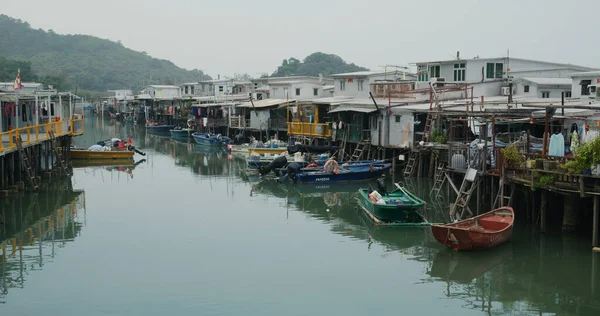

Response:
(292, 164), (391, 184)
(170, 129), (193, 138)
(147, 125), (176, 132)
(431, 207), (514, 251)
(70, 149), (134, 160)
(357, 189), (425, 222)
(192, 133), (231, 147)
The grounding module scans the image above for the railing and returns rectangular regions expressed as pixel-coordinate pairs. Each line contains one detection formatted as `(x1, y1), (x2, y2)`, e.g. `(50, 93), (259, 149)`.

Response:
(287, 122), (330, 137)
(229, 115), (247, 129)
(0, 118), (85, 152)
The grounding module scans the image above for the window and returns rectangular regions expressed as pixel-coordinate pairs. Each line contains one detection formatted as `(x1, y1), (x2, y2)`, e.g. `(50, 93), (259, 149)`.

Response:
(340, 80), (346, 91)
(581, 80), (591, 95)
(395, 115), (401, 123)
(417, 65), (429, 82)
(185, 86), (188, 94)
(283, 87), (288, 96)
(453, 63), (466, 82)
(313, 88), (318, 96)
(190, 86), (194, 94)
(541, 91), (550, 98)
(495, 63), (503, 79)
(563, 91), (572, 98)
(358, 80), (364, 91)
(591, 86), (597, 94)
(524, 85), (530, 93)
(486, 63), (504, 79)
(295, 88), (301, 96)
(218, 86), (224, 92)
(429, 65), (440, 78)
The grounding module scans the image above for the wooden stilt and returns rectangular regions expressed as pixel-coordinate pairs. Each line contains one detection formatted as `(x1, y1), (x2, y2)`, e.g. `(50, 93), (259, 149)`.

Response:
(540, 190), (548, 233)
(593, 195), (599, 248)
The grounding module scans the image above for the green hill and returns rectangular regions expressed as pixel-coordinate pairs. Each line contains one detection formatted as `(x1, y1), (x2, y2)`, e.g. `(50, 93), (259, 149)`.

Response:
(272, 52), (369, 77)
(0, 15), (209, 92)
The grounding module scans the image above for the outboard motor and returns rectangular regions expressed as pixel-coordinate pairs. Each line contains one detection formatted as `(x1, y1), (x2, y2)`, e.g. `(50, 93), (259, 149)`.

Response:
(259, 156), (288, 175)
(285, 162), (302, 182)
(376, 177), (387, 196)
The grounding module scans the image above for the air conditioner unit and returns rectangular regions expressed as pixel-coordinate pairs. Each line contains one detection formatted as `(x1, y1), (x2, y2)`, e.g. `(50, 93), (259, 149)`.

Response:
(430, 77), (445, 87)
(501, 86), (511, 96)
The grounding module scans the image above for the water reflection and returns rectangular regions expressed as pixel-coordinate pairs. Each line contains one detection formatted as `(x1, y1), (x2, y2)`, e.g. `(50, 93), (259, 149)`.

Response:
(71, 116), (600, 315)
(0, 180), (86, 304)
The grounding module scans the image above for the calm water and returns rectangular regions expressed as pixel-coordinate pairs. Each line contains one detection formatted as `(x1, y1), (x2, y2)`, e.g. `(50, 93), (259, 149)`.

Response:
(1, 116), (599, 315)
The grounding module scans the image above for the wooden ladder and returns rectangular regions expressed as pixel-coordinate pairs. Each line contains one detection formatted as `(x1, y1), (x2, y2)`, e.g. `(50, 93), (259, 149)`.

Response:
(48, 129), (72, 176)
(493, 178), (515, 209)
(429, 163), (446, 197)
(450, 167), (478, 221)
(337, 130), (349, 161)
(351, 139), (370, 161)
(403, 151), (418, 177)
(422, 113), (433, 142)
(13, 135), (39, 191)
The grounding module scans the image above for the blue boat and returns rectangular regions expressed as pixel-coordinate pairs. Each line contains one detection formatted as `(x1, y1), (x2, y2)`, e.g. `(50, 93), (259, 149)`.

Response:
(279, 161), (392, 184)
(192, 132), (231, 147)
(146, 122), (176, 132)
(170, 128), (194, 139)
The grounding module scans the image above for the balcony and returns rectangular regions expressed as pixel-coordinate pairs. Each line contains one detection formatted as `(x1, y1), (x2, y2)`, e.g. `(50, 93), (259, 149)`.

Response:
(287, 122), (330, 137)
(0, 117), (85, 152)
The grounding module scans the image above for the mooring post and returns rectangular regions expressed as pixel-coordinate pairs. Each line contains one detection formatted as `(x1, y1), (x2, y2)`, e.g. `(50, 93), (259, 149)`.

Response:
(476, 179), (481, 215)
(392, 149), (396, 174)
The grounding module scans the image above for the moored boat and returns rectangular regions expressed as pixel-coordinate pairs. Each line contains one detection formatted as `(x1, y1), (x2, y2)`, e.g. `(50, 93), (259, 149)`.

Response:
(170, 128), (194, 138)
(192, 132), (231, 147)
(70, 149), (134, 160)
(146, 120), (175, 132)
(280, 159), (391, 184)
(431, 207), (514, 251)
(357, 181), (427, 225)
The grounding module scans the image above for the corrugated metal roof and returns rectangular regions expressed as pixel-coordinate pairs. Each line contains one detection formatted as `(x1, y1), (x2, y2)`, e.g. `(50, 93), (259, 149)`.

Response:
(571, 71), (600, 77)
(520, 77), (572, 86)
(310, 96), (354, 105)
(238, 99), (296, 109)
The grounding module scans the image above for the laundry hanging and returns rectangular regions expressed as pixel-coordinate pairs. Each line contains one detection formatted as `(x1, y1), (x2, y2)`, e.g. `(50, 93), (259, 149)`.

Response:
(549, 132), (565, 157)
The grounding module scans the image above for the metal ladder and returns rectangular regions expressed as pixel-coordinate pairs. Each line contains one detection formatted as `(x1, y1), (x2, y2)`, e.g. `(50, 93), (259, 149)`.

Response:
(493, 178), (515, 209)
(48, 129), (72, 176)
(351, 139), (370, 161)
(429, 163), (446, 197)
(403, 151), (418, 177)
(14, 135), (39, 191)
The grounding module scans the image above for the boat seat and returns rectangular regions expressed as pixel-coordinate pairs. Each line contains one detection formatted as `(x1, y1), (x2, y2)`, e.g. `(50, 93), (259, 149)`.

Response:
(479, 216), (511, 231)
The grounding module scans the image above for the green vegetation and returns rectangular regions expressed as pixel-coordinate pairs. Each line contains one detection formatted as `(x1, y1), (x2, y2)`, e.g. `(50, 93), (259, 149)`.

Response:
(0, 56), (68, 90)
(431, 129), (448, 144)
(564, 136), (600, 173)
(272, 52), (368, 77)
(502, 145), (521, 168)
(0, 15), (210, 92)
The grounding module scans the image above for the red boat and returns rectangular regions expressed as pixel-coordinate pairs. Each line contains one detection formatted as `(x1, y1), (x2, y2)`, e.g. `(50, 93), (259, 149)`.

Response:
(431, 207), (514, 251)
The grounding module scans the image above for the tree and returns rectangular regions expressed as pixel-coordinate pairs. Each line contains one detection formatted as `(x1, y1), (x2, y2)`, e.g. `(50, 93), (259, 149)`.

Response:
(232, 73), (253, 81)
(271, 52), (368, 77)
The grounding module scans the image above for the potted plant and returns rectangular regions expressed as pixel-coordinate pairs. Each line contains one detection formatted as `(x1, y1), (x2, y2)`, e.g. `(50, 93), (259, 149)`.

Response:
(502, 145), (521, 169)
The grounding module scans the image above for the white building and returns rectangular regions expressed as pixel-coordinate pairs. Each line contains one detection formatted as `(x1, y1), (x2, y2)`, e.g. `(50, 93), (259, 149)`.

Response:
(414, 56), (595, 98)
(250, 76), (334, 101)
(144, 85), (181, 100)
(0, 82), (43, 92)
(514, 78), (572, 99)
(330, 70), (416, 98)
(570, 71), (600, 99)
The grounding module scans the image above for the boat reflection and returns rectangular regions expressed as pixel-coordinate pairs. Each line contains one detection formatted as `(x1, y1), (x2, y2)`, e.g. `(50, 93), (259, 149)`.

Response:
(0, 181), (86, 304)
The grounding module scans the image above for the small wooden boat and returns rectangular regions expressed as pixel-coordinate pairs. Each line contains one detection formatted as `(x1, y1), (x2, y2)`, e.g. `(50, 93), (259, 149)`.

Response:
(357, 183), (426, 225)
(70, 149), (134, 160)
(192, 132), (231, 147)
(72, 159), (135, 168)
(431, 207), (514, 251)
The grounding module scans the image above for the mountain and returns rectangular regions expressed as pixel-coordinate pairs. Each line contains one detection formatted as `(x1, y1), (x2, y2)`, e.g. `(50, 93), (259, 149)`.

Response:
(0, 15), (210, 92)
(272, 52), (369, 77)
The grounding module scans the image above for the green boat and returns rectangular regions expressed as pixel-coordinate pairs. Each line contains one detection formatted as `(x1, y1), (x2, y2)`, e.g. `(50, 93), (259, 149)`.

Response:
(357, 183), (428, 226)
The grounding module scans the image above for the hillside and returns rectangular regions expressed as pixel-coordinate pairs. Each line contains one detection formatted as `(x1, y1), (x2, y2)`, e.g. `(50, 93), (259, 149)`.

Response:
(272, 52), (369, 77)
(0, 15), (210, 92)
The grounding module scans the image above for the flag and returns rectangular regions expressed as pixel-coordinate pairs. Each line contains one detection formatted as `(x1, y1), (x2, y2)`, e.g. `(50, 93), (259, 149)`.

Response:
(13, 68), (22, 90)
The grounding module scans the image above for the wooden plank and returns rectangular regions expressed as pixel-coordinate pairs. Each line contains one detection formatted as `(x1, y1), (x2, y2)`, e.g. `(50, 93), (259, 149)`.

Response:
(445, 172), (460, 195)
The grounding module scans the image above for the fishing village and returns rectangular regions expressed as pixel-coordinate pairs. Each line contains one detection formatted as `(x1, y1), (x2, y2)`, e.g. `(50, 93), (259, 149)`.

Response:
(1, 1), (600, 311)
(2, 53), (600, 314)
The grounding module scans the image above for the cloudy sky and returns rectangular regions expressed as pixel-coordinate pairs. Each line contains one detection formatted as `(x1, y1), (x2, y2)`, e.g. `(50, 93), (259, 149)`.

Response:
(1, 0), (597, 77)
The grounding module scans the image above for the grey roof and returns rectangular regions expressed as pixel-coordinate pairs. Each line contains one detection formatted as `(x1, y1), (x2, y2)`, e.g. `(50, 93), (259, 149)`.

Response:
(520, 77), (572, 86)
(330, 70), (406, 78)
(570, 71), (600, 77)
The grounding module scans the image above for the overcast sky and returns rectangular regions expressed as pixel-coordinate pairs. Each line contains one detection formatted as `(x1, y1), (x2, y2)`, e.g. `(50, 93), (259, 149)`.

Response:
(1, 0), (597, 78)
